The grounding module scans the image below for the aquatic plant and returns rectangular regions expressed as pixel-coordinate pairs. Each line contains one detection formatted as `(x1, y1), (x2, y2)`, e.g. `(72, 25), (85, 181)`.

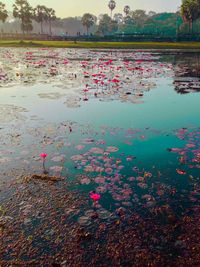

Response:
(91, 192), (101, 201)
(40, 153), (48, 174)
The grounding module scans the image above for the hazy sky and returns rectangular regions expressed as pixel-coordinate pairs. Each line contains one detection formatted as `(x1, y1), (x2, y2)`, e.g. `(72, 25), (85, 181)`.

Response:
(6, 0), (182, 18)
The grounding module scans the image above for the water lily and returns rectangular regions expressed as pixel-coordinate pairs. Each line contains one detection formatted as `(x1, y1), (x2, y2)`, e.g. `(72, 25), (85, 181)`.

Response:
(40, 153), (48, 174)
(90, 192), (100, 201)
(40, 153), (48, 159)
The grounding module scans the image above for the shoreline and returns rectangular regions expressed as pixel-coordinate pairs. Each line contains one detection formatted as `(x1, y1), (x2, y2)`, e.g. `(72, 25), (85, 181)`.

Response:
(0, 40), (200, 50)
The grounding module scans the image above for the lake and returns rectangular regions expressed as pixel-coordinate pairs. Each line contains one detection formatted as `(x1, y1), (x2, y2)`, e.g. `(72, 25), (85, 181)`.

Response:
(0, 48), (200, 266)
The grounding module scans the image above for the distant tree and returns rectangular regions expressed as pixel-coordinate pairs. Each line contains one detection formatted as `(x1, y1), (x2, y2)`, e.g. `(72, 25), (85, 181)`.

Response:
(46, 8), (56, 35)
(53, 17), (63, 28)
(98, 14), (118, 35)
(148, 11), (157, 17)
(123, 15), (134, 25)
(33, 5), (47, 34)
(175, 11), (183, 34)
(0, 2), (8, 23)
(60, 17), (84, 36)
(113, 13), (123, 24)
(130, 10), (148, 23)
(13, 0), (33, 34)
(124, 5), (130, 16)
(181, 0), (200, 33)
(108, 19), (118, 33)
(98, 14), (111, 35)
(81, 13), (96, 35)
(108, 0), (116, 18)
(24, 22), (33, 33)
(98, 14), (104, 22)
(118, 10), (185, 36)
(144, 12), (182, 36)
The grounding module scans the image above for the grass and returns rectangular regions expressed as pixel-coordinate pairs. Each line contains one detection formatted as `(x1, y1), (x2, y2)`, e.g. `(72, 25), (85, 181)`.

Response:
(0, 40), (200, 50)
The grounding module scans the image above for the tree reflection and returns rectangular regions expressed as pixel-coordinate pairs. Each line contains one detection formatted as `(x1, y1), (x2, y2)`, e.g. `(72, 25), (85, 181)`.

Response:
(172, 53), (200, 94)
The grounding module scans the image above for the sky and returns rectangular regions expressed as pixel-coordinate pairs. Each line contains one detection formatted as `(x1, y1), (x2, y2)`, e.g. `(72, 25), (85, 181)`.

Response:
(5, 0), (182, 18)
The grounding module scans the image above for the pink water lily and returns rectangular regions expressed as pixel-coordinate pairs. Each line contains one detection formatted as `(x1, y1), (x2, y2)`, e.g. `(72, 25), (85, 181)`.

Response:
(40, 153), (48, 159)
(90, 192), (101, 201)
(40, 153), (48, 174)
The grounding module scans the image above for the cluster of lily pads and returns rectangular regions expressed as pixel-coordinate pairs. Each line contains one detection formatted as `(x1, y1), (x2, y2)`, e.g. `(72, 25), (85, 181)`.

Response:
(0, 48), (176, 108)
(0, 48), (200, 265)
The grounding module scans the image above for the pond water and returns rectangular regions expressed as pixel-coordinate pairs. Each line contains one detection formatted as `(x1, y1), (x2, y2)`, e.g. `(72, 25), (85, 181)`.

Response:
(0, 48), (200, 266)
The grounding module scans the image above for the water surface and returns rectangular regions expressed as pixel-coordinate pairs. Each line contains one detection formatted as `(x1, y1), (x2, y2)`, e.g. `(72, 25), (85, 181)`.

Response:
(0, 48), (200, 266)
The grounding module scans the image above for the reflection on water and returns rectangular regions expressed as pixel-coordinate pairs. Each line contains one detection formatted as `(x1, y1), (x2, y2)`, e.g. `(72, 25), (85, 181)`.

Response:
(173, 77), (200, 94)
(172, 53), (200, 94)
(0, 48), (200, 265)
(173, 53), (200, 77)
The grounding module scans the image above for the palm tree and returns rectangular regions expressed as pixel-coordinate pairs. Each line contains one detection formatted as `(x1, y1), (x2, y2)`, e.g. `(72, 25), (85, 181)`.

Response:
(124, 5), (130, 16)
(33, 5), (47, 34)
(0, 2), (8, 23)
(81, 13), (96, 35)
(181, 0), (200, 33)
(13, 0), (33, 35)
(108, 0), (116, 19)
(46, 8), (56, 35)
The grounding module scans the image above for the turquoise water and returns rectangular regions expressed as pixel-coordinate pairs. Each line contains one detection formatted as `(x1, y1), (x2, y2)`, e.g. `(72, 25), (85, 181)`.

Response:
(1, 77), (199, 168)
(1, 77), (199, 130)
(0, 49), (200, 265)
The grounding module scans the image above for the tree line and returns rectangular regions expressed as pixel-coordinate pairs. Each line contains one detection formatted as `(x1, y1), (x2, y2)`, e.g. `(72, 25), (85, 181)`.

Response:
(181, 0), (200, 33)
(81, 0), (200, 37)
(82, 0), (200, 37)
(0, 0), (56, 35)
(0, 0), (200, 37)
